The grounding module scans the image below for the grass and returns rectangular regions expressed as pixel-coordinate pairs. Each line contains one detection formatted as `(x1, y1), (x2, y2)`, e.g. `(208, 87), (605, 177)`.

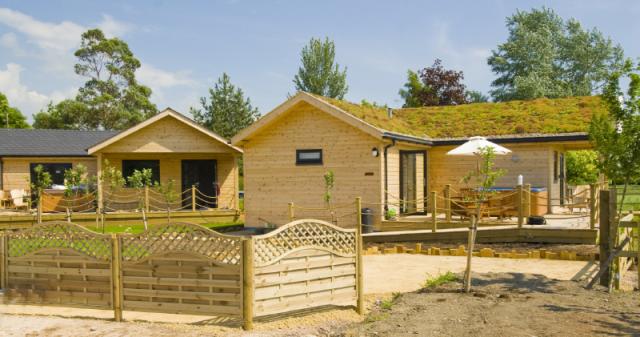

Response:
(379, 292), (402, 310)
(613, 185), (640, 212)
(423, 271), (459, 289)
(85, 221), (243, 234)
(313, 94), (604, 138)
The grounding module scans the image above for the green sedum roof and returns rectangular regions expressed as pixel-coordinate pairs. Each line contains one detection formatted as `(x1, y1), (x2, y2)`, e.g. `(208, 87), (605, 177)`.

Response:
(312, 94), (605, 139)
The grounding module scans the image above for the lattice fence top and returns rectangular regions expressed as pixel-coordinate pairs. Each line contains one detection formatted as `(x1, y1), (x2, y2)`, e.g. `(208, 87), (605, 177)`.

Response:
(120, 222), (243, 265)
(6, 221), (112, 261)
(252, 219), (356, 266)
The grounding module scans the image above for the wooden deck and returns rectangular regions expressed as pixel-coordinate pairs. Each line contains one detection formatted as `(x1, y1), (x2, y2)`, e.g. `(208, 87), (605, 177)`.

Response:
(364, 225), (597, 244)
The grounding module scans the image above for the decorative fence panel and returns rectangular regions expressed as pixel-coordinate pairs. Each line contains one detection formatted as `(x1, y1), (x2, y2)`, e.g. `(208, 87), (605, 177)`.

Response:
(0, 219), (362, 329)
(2, 222), (113, 309)
(252, 219), (358, 317)
(119, 223), (243, 317)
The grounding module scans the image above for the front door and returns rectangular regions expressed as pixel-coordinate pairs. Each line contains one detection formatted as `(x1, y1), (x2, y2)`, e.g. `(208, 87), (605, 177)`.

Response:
(182, 160), (217, 209)
(400, 152), (417, 214)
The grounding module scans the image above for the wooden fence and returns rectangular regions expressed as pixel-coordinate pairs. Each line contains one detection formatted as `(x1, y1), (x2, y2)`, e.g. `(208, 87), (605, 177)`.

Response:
(0, 219), (361, 329)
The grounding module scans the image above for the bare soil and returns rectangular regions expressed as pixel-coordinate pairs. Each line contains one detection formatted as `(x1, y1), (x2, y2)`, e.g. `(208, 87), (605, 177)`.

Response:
(353, 272), (640, 337)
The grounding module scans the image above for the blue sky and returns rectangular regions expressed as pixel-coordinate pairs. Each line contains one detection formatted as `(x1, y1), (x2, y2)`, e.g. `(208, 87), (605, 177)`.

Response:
(1, 0), (639, 121)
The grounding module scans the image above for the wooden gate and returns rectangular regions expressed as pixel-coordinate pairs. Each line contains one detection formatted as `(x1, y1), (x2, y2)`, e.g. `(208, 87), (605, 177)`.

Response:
(251, 219), (358, 317)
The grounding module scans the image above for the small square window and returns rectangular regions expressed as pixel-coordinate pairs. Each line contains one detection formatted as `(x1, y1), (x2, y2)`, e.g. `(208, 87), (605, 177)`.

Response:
(296, 149), (323, 165)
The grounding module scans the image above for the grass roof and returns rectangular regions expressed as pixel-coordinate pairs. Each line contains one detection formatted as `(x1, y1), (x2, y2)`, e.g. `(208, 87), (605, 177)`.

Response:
(312, 95), (605, 139)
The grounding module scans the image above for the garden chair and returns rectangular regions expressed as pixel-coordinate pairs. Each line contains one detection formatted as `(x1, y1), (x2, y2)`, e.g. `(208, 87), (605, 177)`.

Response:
(0, 190), (10, 208)
(10, 189), (29, 211)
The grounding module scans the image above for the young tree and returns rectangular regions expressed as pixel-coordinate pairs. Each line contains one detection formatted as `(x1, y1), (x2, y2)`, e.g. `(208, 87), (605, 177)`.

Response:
(30, 164), (52, 223)
(399, 59), (468, 107)
(63, 164), (92, 216)
(0, 92), (30, 128)
(127, 168), (154, 230)
(34, 29), (157, 130)
(488, 7), (624, 101)
(98, 159), (126, 213)
(154, 179), (179, 222)
(190, 73), (260, 138)
(293, 37), (348, 99)
(566, 150), (599, 185)
(590, 60), (640, 216)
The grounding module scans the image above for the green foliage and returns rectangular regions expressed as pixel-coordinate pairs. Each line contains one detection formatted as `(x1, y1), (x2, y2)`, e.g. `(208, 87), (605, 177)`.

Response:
(399, 59), (468, 107)
(30, 164), (52, 205)
(566, 150), (599, 185)
(127, 169), (154, 188)
(99, 160), (126, 192)
(33, 100), (89, 130)
(316, 94), (603, 138)
(63, 164), (89, 198)
(293, 37), (348, 99)
(466, 90), (489, 103)
(191, 73), (259, 138)
(385, 208), (397, 220)
(462, 146), (506, 204)
(34, 29), (156, 130)
(323, 170), (335, 205)
(488, 7), (624, 101)
(423, 271), (459, 288)
(590, 60), (640, 216)
(154, 179), (179, 221)
(0, 92), (30, 129)
(379, 292), (401, 310)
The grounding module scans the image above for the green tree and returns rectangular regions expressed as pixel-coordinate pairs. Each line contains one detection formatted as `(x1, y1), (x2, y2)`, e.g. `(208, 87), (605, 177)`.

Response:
(566, 150), (599, 185)
(293, 37), (348, 99)
(465, 90), (489, 103)
(488, 7), (624, 101)
(33, 100), (87, 129)
(191, 73), (259, 138)
(399, 70), (430, 108)
(0, 92), (30, 128)
(31, 164), (52, 222)
(34, 29), (156, 130)
(590, 60), (640, 216)
(400, 59), (468, 107)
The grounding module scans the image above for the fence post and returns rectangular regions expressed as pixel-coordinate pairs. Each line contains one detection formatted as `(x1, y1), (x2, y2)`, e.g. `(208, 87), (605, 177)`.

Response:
(524, 184), (531, 218)
(191, 185), (196, 212)
(37, 196), (42, 224)
(431, 191), (437, 232)
(599, 189), (617, 287)
(242, 238), (254, 330)
(111, 234), (123, 322)
(444, 185), (452, 222)
(0, 233), (7, 290)
(144, 186), (150, 213)
(288, 202), (295, 221)
(589, 183), (597, 229)
(516, 185), (524, 228)
(355, 196), (364, 314)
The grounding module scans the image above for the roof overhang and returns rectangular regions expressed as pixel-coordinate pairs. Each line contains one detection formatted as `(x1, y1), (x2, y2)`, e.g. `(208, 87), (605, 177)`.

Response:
(431, 133), (590, 146)
(382, 132), (433, 146)
(88, 108), (243, 154)
(232, 92), (390, 145)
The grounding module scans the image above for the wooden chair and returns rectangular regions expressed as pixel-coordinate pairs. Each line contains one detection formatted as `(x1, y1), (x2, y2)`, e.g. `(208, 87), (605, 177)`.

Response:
(0, 190), (9, 208)
(10, 189), (29, 211)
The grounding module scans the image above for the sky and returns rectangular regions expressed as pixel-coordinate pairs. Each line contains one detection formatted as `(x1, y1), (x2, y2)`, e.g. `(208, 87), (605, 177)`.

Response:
(1, 0), (639, 122)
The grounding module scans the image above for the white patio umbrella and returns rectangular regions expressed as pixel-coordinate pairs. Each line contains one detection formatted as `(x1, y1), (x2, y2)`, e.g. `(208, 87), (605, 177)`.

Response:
(446, 136), (511, 156)
(446, 136), (511, 293)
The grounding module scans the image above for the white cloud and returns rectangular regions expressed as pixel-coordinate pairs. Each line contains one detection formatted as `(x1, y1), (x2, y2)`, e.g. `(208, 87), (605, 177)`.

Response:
(0, 8), (197, 117)
(0, 63), (74, 116)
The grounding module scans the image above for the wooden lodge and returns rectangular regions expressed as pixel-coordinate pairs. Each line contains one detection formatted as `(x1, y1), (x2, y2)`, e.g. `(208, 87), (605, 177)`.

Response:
(232, 92), (600, 228)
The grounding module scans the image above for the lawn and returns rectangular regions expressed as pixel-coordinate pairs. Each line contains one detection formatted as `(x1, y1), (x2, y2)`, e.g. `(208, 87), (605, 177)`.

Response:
(613, 185), (640, 211)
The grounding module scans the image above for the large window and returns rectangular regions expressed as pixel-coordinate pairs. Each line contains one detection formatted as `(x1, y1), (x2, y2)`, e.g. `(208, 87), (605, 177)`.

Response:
(296, 149), (323, 165)
(30, 163), (72, 188)
(122, 160), (160, 186)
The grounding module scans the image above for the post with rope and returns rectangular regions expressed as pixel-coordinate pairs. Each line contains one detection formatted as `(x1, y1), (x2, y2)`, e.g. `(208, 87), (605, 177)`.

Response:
(517, 184), (524, 228)
(525, 184), (531, 218)
(288, 202), (295, 221)
(464, 215), (476, 293)
(191, 185), (196, 212)
(144, 185), (150, 213)
(36, 195), (42, 224)
(431, 191), (437, 232)
(444, 184), (452, 222)
(589, 183), (598, 229)
(355, 196), (364, 314)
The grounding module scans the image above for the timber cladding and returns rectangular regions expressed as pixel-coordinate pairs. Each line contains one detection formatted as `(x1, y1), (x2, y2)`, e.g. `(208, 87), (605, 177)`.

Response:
(242, 101), (383, 227)
(0, 219), (361, 327)
(1, 157), (97, 191)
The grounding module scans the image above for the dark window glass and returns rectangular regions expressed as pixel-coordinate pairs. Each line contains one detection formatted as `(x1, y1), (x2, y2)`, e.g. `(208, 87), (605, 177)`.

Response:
(30, 163), (72, 187)
(553, 151), (558, 182)
(122, 160), (160, 186)
(296, 149), (323, 165)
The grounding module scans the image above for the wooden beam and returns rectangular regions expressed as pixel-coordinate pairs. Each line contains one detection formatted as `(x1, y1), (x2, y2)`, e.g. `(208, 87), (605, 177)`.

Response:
(355, 197), (364, 315)
(111, 234), (123, 322)
(242, 238), (254, 330)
